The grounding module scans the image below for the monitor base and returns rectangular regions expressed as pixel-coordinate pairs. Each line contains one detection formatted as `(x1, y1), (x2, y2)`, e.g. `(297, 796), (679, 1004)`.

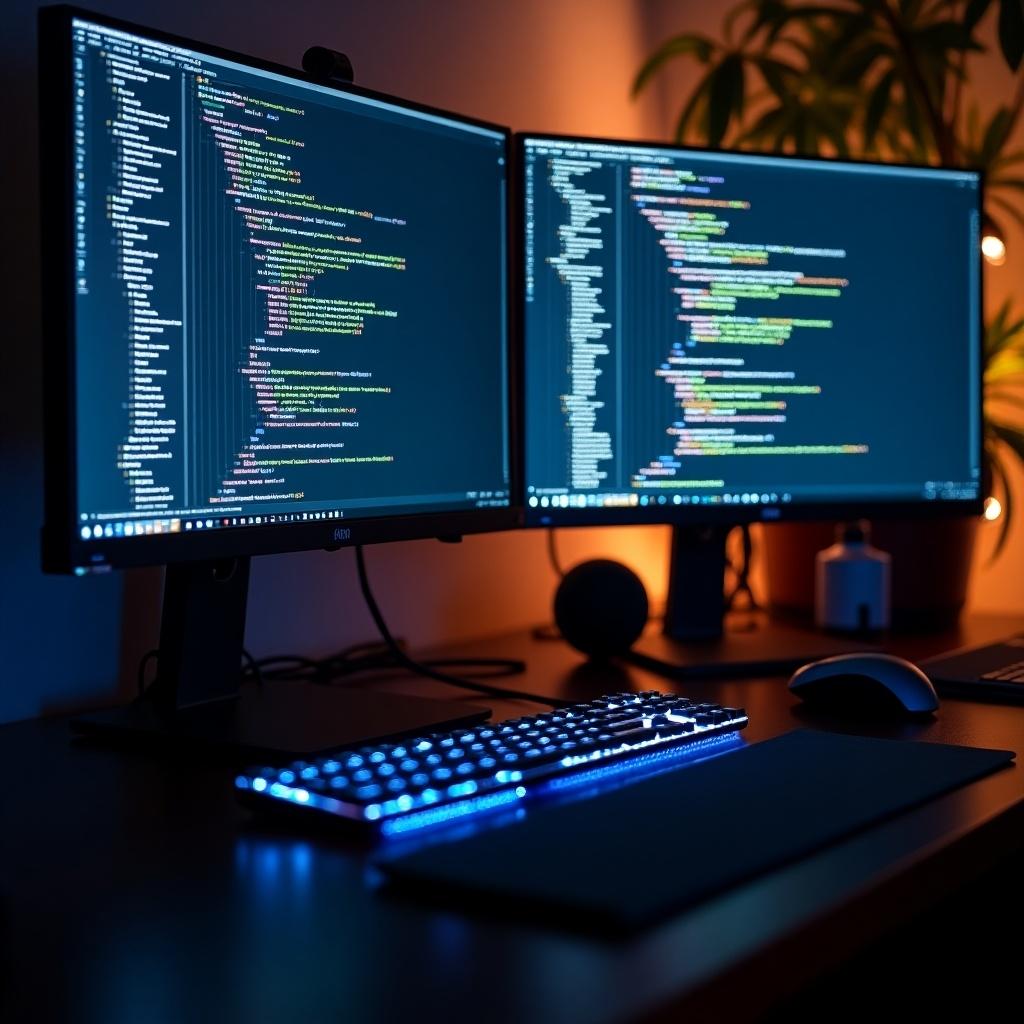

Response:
(627, 613), (875, 681)
(71, 682), (490, 761)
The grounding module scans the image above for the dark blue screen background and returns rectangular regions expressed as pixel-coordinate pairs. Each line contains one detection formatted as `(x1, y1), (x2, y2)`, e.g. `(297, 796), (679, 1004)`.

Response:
(71, 18), (509, 543)
(523, 138), (981, 517)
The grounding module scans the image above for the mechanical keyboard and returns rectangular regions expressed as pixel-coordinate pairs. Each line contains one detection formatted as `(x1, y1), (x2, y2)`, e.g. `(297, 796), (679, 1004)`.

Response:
(235, 690), (748, 837)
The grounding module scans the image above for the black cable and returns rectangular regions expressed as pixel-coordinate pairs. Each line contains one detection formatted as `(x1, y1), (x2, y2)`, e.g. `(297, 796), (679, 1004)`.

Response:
(546, 527), (565, 579)
(241, 647), (264, 686)
(355, 544), (565, 708)
(530, 528), (566, 641)
(242, 637), (528, 686)
(726, 524), (761, 612)
(422, 657), (527, 679)
(137, 648), (158, 696)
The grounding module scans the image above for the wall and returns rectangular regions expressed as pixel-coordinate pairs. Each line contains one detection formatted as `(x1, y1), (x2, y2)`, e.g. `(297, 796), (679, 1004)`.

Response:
(0, 0), (674, 723)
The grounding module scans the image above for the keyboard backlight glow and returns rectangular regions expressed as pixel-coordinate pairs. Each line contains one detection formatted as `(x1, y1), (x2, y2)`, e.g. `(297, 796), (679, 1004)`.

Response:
(380, 786), (527, 837)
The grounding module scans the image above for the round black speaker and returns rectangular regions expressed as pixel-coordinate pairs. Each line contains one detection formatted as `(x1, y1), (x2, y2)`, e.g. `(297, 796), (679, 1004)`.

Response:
(553, 559), (649, 658)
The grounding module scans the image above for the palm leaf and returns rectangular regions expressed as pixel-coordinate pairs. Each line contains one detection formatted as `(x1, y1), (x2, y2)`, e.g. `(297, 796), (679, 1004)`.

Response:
(735, 104), (790, 147)
(910, 21), (985, 54)
(673, 69), (714, 142)
(633, 33), (716, 96)
(966, 0), (996, 29)
(985, 442), (1013, 561)
(984, 299), (1024, 361)
(706, 54), (746, 147)
(989, 177), (1024, 193)
(991, 421), (1024, 471)
(987, 353), (1024, 382)
(752, 55), (800, 99)
(864, 68), (896, 150)
(990, 193), (1024, 230)
(980, 106), (1014, 164)
(998, 0), (1024, 71)
(990, 149), (1024, 170)
(987, 396), (1024, 421)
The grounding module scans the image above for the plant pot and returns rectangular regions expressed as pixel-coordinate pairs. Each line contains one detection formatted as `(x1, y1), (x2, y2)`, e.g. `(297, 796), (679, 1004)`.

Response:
(762, 517), (979, 633)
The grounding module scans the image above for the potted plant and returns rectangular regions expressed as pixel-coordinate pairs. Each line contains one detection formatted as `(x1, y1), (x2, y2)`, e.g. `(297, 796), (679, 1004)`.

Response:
(635, 0), (1024, 629)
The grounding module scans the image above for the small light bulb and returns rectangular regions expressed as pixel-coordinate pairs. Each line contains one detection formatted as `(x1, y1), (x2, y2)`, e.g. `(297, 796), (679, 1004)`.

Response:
(984, 495), (1002, 521)
(982, 234), (1006, 266)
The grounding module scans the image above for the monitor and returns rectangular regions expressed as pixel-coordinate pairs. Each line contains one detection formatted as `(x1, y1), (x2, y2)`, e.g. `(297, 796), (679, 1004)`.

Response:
(38, 7), (516, 753)
(519, 132), (983, 649)
(42, 8), (515, 576)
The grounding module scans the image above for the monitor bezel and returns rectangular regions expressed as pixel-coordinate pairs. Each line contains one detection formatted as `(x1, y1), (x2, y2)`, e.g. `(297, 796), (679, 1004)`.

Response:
(40, 5), (522, 574)
(514, 131), (986, 529)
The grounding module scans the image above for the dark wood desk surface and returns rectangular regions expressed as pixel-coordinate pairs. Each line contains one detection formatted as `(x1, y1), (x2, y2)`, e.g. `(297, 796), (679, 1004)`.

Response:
(2, 615), (1023, 1023)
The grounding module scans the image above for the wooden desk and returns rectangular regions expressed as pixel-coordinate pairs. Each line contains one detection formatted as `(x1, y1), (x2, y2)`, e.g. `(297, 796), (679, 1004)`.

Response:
(2, 615), (1022, 1022)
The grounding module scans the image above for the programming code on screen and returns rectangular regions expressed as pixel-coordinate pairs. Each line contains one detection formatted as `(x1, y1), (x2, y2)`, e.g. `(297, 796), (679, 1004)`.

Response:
(522, 137), (981, 516)
(71, 19), (509, 542)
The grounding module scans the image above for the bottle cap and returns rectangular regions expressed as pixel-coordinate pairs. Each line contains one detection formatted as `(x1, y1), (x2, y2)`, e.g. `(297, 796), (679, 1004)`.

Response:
(837, 519), (870, 544)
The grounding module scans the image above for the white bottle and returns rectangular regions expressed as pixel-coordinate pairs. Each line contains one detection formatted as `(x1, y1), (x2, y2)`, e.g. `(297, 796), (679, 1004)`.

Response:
(815, 521), (891, 633)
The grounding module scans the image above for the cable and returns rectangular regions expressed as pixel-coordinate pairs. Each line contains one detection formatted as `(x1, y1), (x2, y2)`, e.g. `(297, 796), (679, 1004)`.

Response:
(241, 647), (264, 686)
(546, 527), (565, 578)
(137, 649), (158, 696)
(530, 528), (566, 641)
(355, 544), (565, 708)
(242, 639), (527, 686)
(725, 524), (760, 612)
(138, 646), (262, 696)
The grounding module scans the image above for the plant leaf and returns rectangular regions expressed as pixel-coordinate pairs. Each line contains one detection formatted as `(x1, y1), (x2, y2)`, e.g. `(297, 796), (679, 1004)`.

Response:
(987, 353), (1024, 381)
(990, 176), (1024, 192)
(706, 54), (746, 147)
(864, 69), (896, 150)
(740, 0), (788, 43)
(673, 69), (713, 142)
(985, 442), (1013, 561)
(910, 21), (985, 53)
(752, 55), (799, 99)
(998, 0), (1024, 71)
(965, 0), (995, 31)
(980, 106), (1014, 164)
(984, 299), (1023, 361)
(990, 193), (1024, 230)
(991, 421), (1024, 470)
(633, 33), (716, 96)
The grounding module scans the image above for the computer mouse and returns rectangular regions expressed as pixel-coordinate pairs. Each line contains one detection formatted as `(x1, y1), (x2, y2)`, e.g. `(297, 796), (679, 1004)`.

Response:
(788, 653), (939, 717)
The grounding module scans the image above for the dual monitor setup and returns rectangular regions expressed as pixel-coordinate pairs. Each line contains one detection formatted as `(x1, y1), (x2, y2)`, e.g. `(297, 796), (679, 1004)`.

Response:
(42, 8), (983, 758)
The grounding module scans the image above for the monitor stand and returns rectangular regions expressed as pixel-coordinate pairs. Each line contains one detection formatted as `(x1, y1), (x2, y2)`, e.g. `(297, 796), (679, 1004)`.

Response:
(71, 557), (489, 761)
(627, 526), (874, 680)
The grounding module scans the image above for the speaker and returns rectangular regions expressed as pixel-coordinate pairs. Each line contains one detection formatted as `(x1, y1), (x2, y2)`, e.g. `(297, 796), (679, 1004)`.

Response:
(553, 559), (649, 658)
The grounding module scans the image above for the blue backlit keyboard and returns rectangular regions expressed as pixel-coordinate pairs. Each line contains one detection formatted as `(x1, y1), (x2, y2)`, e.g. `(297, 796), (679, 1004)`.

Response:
(235, 691), (748, 837)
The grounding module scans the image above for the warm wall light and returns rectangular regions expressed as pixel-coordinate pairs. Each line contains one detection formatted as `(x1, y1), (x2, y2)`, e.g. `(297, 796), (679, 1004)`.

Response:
(984, 495), (1003, 521)
(982, 233), (1007, 266)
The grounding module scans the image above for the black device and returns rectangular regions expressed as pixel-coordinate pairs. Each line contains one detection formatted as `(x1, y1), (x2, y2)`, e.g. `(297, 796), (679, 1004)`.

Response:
(553, 559), (649, 657)
(236, 690), (748, 834)
(788, 653), (939, 718)
(301, 46), (355, 86)
(518, 132), (983, 674)
(40, 7), (518, 755)
(921, 634), (1024, 702)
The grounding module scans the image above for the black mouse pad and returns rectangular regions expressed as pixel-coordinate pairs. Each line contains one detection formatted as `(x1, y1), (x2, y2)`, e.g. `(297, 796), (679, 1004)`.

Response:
(377, 730), (1014, 931)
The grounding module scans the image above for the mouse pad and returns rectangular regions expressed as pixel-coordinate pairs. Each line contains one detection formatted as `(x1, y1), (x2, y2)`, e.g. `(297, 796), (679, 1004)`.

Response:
(377, 730), (1014, 931)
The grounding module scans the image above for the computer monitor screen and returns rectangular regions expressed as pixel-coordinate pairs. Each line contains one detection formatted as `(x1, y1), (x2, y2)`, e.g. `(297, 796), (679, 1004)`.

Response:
(520, 134), (983, 526)
(43, 11), (513, 572)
